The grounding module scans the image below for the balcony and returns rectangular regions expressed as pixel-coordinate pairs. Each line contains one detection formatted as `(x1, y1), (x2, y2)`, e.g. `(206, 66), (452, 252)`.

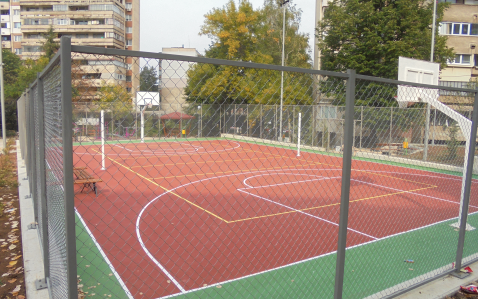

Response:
(1, 28), (10, 35)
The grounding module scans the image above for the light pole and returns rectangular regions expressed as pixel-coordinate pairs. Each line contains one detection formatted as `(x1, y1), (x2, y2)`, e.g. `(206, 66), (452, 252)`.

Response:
(0, 47), (5, 149)
(279, 0), (289, 142)
(424, 0), (437, 161)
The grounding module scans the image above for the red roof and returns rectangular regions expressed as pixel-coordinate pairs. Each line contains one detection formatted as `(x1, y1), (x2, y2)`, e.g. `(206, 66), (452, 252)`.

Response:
(159, 112), (195, 120)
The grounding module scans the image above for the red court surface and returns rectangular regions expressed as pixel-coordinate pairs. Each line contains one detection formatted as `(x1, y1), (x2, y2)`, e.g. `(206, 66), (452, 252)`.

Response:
(72, 139), (478, 298)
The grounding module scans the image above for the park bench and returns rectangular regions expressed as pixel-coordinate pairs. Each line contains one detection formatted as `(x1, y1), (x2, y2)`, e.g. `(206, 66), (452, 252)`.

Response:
(73, 167), (102, 196)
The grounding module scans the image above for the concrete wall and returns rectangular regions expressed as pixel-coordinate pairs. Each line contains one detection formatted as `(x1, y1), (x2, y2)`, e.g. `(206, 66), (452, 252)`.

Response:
(160, 47), (199, 114)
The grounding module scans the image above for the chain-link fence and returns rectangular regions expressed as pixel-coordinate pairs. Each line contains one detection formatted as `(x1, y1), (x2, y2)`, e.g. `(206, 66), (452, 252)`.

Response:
(16, 37), (478, 299)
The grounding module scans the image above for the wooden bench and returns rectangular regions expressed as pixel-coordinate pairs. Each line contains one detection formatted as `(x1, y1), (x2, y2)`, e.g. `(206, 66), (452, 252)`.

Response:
(73, 167), (102, 196)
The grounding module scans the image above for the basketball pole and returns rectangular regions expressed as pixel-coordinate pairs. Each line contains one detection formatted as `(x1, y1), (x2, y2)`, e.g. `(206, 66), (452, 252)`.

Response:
(141, 107), (144, 143)
(101, 110), (105, 170)
(297, 112), (301, 157)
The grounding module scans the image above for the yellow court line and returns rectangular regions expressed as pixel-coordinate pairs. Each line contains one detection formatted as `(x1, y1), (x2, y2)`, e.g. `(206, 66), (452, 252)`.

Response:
(147, 163), (318, 180)
(93, 146), (438, 224)
(129, 157), (273, 169)
(228, 185), (437, 223)
(243, 148), (436, 187)
(91, 149), (230, 223)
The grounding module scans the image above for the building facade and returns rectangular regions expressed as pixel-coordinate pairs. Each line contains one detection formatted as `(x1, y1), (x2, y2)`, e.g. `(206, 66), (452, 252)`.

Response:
(0, 0), (140, 102)
(439, 0), (478, 83)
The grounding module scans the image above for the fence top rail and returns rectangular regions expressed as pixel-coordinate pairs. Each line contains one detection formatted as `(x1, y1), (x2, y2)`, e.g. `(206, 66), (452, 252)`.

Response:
(70, 45), (350, 79)
(356, 74), (478, 93)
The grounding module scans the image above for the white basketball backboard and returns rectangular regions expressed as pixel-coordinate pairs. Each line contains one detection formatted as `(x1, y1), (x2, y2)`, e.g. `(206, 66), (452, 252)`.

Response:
(136, 92), (160, 106)
(396, 57), (440, 108)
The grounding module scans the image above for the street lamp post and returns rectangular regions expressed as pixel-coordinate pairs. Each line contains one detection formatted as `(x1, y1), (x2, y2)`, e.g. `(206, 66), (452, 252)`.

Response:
(0, 47), (5, 148)
(424, 0), (437, 161)
(279, 0), (289, 142)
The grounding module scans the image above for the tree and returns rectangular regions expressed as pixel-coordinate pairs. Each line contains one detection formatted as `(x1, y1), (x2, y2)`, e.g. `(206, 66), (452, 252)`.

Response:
(95, 82), (132, 115)
(317, 0), (454, 80)
(185, 0), (313, 105)
(42, 25), (60, 60)
(140, 66), (159, 92)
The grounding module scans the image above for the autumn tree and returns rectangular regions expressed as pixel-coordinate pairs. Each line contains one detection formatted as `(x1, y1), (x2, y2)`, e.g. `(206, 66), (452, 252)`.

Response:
(185, 0), (313, 105)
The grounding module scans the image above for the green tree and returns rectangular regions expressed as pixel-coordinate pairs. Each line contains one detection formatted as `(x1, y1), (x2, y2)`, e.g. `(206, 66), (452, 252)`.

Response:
(185, 0), (313, 105)
(317, 0), (454, 79)
(42, 25), (60, 60)
(140, 66), (159, 92)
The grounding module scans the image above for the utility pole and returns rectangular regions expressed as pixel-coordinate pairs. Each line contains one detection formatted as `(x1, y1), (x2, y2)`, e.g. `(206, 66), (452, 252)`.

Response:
(279, 0), (289, 142)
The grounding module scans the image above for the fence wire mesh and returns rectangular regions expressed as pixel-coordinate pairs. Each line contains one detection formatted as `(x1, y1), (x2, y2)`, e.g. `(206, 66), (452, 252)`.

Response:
(17, 40), (478, 299)
(43, 61), (70, 298)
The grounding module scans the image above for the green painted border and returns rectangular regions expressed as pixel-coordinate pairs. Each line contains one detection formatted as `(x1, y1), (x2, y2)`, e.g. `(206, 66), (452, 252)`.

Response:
(169, 213), (478, 299)
(76, 213), (130, 298)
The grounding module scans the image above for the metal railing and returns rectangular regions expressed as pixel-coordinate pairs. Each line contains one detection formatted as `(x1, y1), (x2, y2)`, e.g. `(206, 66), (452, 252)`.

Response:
(16, 37), (478, 299)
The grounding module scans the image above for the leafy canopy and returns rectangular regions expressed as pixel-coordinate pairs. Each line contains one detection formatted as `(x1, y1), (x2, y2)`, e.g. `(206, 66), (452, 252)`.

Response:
(317, 0), (454, 79)
(140, 66), (159, 92)
(186, 0), (313, 105)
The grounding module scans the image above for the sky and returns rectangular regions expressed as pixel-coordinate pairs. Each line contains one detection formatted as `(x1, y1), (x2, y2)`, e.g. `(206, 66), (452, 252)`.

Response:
(140, 0), (317, 55)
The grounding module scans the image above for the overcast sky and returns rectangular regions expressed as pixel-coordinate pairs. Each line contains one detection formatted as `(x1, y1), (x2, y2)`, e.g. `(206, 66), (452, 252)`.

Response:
(140, 0), (317, 55)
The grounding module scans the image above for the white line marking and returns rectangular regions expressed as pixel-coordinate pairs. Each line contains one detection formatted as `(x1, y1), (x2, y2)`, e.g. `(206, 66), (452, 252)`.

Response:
(136, 202), (186, 293)
(76, 210), (134, 299)
(156, 210), (478, 299)
(45, 160), (133, 298)
(351, 178), (478, 209)
(238, 187), (378, 240)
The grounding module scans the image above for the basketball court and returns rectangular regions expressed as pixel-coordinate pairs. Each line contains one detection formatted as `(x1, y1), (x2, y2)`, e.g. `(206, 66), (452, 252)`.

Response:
(70, 138), (478, 298)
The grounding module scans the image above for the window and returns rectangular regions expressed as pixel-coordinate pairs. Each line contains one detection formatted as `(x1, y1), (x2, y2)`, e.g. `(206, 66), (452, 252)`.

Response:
(1, 10), (9, 15)
(127, 39), (132, 46)
(14, 22), (20, 28)
(451, 54), (472, 65)
(126, 3), (132, 10)
(126, 75), (132, 82)
(2, 36), (10, 41)
(53, 4), (68, 11)
(320, 106), (337, 119)
(89, 4), (122, 15)
(14, 35), (22, 42)
(93, 33), (104, 39)
(76, 34), (89, 39)
(56, 19), (68, 25)
(440, 22), (478, 36)
(15, 48), (22, 55)
(13, 10), (20, 15)
(126, 27), (132, 33)
(126, 14), (132, 21)
(1, 23), (7, 29)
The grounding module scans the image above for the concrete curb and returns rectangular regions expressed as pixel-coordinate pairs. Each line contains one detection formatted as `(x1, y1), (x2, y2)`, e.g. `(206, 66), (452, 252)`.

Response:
(395, 260), (478, 299)
(17, 142), (50, 299)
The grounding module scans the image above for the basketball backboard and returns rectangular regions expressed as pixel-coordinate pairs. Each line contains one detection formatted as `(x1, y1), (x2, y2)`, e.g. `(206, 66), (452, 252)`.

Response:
(396, 57), (440, 108)
(136, 91), (160, 106)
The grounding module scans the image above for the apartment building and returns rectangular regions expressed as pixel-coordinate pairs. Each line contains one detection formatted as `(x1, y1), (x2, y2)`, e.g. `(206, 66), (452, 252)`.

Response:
(0, 0), (140, 102)
(439, 0), (478, 83)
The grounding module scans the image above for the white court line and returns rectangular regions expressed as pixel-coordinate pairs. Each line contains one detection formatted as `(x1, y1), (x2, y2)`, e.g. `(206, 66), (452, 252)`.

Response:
(238, 187), (378, 240)
(359, 169), (478, 183)
(44, 159), (133, 298)
(76, 210), (134, 299)
(242, 173), (324, 188)
(351, 178), (478, 209)
(72, 140), (242, 157)
(157, 209), (478, 299)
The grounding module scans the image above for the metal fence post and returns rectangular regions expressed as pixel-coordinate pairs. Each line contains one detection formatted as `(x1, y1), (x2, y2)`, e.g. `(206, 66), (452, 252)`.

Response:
(389, 107), (393, 152)
(334, 69), (356, 299)
(60, 37), (78, 299)
(454, 91), (478, 275)
(260, 105), (263, 139)
(36, 72), (50, 280)
(360, 106), (363, 149)
(423, 104), (431, 161)
(29, 87), (37, 216)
